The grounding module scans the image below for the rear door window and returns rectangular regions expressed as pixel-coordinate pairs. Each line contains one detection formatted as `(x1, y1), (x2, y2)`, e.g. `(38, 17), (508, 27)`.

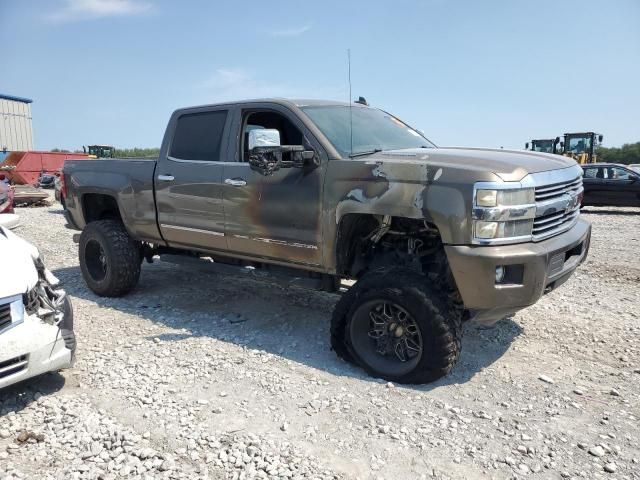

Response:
(170, 110), (228, 161)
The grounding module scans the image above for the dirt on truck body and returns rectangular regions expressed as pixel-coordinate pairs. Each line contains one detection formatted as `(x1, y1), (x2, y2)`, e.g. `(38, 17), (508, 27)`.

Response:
(62, 98), (591, 384)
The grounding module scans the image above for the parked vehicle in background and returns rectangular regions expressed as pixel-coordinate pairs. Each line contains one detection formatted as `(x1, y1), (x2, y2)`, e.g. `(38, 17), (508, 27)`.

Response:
(0, 181), (20, 229)
(54, 174), (65, 207)
(37, 172), (57, 189)
(581, 163), (640, 207)
(0, 226), (75, 389)
(63, 98), (591, 384)
(0, 179), (14, 214)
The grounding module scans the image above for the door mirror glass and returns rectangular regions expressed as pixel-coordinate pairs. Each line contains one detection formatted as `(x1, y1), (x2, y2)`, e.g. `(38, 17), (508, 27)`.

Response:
(248, 129), (281, 150)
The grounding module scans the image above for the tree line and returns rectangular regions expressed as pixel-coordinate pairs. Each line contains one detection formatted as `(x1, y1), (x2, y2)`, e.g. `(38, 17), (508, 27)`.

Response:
(597, 142), (640, 165)
(51, 147), (160, 157)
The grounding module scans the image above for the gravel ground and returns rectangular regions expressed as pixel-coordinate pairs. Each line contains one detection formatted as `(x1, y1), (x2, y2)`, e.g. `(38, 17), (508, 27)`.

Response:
(1, 200), (639, 480)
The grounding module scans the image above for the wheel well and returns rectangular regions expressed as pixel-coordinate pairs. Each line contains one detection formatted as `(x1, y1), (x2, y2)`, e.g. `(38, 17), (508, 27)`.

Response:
(336, 213), (464, 315)
(82, 193), (122, 224)
(336, 214), (448, 278)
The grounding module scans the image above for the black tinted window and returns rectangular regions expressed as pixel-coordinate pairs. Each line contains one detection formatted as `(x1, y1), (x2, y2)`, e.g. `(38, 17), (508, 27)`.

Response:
(170, 110), (228, 161)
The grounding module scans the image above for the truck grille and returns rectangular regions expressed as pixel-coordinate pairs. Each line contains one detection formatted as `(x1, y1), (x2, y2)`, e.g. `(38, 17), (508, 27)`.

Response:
(0, 303), (11, 330)
(0, 355), (28, 380)
(532, 173), (583, 241)
(534, 177), (582, 202)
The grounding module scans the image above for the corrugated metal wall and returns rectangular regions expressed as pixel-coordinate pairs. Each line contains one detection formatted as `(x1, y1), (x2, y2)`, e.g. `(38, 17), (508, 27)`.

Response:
(0, 99), (34, 151)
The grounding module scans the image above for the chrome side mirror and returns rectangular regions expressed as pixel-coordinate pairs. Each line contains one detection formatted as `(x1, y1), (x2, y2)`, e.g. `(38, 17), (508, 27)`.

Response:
(248, 129), (280, 150)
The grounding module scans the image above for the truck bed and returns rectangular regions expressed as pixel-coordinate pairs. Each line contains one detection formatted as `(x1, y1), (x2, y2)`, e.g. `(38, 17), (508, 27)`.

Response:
(63, 157), (162, 243)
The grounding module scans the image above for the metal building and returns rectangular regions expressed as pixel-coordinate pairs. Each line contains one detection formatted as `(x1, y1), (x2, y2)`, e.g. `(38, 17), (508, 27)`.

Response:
(0, 93), (34, 154)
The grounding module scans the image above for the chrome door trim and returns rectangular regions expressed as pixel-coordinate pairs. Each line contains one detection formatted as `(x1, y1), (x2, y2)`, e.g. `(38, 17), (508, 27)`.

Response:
(160, 224), (224, 237)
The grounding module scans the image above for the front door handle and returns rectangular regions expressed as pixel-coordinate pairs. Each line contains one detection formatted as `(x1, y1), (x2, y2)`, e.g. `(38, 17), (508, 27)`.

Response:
(157, 174), (175, 181)
(225, 178), (247, 187)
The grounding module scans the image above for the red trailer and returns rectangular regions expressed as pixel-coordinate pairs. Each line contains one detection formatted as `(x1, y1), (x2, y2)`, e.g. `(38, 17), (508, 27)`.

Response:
(0, 151), (91, 185)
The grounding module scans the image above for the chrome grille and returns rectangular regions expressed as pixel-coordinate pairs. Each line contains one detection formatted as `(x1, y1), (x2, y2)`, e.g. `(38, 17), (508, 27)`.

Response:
(535, 177), (582, 202)
(532, 173), (583, 241)
(0, 303), (11, 330)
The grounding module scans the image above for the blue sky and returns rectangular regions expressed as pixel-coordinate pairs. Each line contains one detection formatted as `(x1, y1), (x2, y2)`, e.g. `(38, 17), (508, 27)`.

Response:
(2, 0), (639, 150)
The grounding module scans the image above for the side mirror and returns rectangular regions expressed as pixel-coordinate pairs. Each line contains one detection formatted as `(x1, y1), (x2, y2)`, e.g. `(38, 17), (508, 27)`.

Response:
(525, 142), (529, 150)
(554, 137), (560, 145)
(598, 134), (603, 143)
(247, 130), (317, 176)
(248, 129), (280, 150)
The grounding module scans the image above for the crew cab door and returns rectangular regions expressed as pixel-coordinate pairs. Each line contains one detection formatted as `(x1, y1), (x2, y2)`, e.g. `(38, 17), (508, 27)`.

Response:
(222, 104), (325, 266)
(155, 107), (231, 250)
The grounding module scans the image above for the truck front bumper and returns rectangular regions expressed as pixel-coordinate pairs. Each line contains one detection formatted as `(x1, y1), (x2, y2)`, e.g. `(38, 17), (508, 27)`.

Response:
(445, 218), (591, 325)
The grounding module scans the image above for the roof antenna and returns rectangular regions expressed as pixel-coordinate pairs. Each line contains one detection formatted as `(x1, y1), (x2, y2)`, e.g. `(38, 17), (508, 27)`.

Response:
(348, 48), (353, 156)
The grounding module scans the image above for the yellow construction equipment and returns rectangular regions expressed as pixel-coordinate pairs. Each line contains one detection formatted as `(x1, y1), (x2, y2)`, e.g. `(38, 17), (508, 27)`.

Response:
(83, 145), (115, 159)
(525, 138), (561, 154)
(560, 132), (603, 164)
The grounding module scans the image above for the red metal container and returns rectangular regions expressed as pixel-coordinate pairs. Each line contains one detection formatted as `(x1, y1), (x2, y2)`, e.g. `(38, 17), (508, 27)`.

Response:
(0, 151), (91, 185)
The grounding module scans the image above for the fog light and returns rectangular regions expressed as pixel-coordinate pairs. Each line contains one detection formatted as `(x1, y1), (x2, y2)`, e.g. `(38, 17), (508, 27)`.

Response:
(495, 266), (506, 283)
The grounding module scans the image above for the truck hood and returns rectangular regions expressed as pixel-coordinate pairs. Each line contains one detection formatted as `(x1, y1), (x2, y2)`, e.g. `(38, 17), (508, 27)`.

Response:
(370, 147), (576, 182)
(0, 226), (39, 299)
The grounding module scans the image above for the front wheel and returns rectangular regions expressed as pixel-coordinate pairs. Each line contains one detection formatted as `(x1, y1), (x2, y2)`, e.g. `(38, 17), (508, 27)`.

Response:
(79, 219), (141, 297)
(331, 269), (463, 384)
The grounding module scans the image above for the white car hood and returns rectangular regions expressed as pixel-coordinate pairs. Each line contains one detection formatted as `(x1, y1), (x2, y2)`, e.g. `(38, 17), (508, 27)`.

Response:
(0, 226), (39, 298)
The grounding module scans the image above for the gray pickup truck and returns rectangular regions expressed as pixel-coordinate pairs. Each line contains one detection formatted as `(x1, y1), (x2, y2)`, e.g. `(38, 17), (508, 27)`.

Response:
(63, 98), (591, 384)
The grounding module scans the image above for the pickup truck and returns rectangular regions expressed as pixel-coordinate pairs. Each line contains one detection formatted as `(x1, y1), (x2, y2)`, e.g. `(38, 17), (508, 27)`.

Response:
(63, 98), (591, 384)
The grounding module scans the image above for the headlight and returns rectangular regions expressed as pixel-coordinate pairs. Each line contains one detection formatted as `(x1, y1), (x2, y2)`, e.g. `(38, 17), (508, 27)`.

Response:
(476, 189), (497, 207)
(475, 188), (534, 207)
(473, 183), (536, 244)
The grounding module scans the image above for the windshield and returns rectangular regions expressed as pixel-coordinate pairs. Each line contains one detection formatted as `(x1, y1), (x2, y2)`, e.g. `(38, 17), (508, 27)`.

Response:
(301, 106), (435, 157)
(532, 140), (554, 153)
(567, 136), (592, 153)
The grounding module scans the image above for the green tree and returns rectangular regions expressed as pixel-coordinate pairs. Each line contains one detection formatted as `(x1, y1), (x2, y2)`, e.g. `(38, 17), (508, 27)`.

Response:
(597, 142), (640, 165)
(113, 147), (160, 158)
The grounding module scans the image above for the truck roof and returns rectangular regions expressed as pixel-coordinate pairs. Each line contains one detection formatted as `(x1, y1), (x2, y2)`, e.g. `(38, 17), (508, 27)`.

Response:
(177, 98), (361, 111)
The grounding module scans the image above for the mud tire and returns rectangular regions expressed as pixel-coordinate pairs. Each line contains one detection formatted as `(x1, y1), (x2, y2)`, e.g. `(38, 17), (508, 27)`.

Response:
(79, 219), (141, 297)
(331, 268), (463, 384)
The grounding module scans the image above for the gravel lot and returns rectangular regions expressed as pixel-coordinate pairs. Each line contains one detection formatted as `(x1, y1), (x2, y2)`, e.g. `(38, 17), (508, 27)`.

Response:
(1, 199), (639, 480)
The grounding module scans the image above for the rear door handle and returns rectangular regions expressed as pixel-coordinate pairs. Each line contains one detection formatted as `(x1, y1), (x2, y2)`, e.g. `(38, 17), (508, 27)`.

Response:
(225, 178), (247, 187)
(157, 174), (175, 181)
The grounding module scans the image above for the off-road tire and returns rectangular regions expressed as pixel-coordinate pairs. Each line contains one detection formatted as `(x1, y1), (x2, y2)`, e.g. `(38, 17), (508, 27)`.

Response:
(331, 268), (463, 384)
(79, 219), (141, 297)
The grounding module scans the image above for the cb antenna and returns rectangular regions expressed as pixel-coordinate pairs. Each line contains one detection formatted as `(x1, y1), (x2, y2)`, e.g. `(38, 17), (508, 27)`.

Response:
(348, 48), (353, 156)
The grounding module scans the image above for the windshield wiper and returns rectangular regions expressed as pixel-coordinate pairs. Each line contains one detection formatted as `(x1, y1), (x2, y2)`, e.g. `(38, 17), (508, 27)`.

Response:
(349, 148), (382, 158)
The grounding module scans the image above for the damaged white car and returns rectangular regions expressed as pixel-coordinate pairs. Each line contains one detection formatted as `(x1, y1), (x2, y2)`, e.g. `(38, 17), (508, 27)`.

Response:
(0, 226), (75, 389)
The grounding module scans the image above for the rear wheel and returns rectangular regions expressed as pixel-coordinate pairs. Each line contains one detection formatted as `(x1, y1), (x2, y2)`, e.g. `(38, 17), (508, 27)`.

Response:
(331, 268), (462, 384)
(79, 219), (141, 297)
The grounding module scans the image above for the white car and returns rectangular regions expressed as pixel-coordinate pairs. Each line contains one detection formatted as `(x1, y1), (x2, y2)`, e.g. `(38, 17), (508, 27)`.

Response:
(0, 226), (75, 389)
